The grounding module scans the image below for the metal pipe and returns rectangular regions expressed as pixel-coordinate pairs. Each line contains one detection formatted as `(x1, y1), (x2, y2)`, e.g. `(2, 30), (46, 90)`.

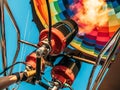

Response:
(0, 73), (23, 89)
(4, 0), (21, 75)
(0, 0), (7, 76)
(92, 29), (120, 90)
(0, 70), (36, 89)
(19, 40), (38, 48)
(87, 65), (97, 90)
(87, 28), (120, 90)
(67, 55), (96, 65)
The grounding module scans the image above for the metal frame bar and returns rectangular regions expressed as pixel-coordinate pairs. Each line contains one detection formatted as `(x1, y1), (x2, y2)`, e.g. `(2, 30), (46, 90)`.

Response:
(19, 40), (38, 48)
(0, 0), (38, 75)
(4, 0), (38, 75)
(0, 1), (40, 89)
(4, 0), (21, 75)
(0, 0), (8, 90)
(67, 55), (96, 65)
(0, 0), (7, 76)
(87, 28), (120, 90)
(92, 29), (120, 90)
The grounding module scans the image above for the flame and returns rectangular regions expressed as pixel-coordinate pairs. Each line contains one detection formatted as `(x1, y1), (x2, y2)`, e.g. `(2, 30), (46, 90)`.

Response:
(71, 0), (109, 34)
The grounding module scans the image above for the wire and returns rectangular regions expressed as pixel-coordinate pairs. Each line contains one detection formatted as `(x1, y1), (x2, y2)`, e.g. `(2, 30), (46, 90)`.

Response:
(45, 0), (52, 45)
(0, 62), (26, 75)
(64, 83), (73, 90)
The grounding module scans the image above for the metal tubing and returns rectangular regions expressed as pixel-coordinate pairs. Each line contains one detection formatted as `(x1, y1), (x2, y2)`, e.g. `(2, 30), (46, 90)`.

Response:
(4, 0), (21, 75)
(0, 70), (36, 89)
(87, 28), (120, 90)
(67, 55), (96, 65)
(0, 74), (18, 89)
(0, 0), (7, 76)
(19, 40), (38, 48)
(92, 29), (120, 90)
(87, 65), (97, 90)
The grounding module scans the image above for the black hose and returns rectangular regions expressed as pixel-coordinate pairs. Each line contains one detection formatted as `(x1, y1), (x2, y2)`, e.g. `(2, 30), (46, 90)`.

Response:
(45, 0), (52, 46)
(0, 62), (26, 75)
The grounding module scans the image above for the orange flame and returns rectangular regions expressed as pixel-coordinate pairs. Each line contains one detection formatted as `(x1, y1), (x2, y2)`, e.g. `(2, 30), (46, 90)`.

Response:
(71, 0), (109, 34)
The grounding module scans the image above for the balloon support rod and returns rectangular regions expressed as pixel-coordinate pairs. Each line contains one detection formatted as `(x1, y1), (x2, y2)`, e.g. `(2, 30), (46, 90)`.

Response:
(19, 40), (38, 48)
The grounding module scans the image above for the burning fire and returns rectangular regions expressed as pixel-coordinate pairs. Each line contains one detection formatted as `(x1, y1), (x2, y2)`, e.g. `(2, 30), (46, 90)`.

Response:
(71, 0), (109, 34)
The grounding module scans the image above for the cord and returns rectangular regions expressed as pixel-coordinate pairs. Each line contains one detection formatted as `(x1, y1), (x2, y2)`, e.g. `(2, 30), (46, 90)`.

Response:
(45, 0), (52, 45)
(64, 83), (73, 90)
(0, 62), (26, 75)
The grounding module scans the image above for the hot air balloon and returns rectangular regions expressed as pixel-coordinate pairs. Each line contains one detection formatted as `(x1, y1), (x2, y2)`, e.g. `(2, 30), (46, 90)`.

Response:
(0, 0), (120, 90)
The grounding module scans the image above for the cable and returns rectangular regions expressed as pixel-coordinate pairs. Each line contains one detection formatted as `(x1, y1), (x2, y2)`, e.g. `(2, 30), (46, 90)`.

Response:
(45, 0), (52, 45)
(0, 62), (26, 75)
(64, 83), (73, 90)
